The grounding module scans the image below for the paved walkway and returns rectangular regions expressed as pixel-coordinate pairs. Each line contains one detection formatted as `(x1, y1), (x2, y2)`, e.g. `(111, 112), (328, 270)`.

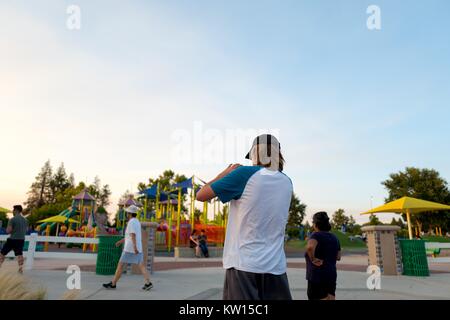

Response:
(17, 267), (450, 300)
(2, 254), (449, 300)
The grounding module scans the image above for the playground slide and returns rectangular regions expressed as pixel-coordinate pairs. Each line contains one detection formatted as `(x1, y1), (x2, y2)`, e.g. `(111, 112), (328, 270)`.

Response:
(38, 208), (76, 234)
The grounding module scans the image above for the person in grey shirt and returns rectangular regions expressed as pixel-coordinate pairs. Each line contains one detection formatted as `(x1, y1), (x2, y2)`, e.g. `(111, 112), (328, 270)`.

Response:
(0, 205), (28, 273)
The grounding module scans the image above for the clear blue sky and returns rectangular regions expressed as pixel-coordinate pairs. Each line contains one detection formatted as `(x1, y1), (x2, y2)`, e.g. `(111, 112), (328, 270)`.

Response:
(1, 0), (449, 223)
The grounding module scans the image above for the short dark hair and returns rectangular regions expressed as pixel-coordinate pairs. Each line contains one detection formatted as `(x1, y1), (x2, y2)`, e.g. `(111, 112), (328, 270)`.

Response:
(201, 229), (206, 233)
(131, 212), (137, 218)
(13, 205), (23, 213)
(312, 211), (331, 232)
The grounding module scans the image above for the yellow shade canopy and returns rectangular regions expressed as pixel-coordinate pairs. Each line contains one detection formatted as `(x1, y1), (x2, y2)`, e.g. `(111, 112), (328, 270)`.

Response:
(361, 196), (450, 240)
(361, 196), (450, 215)
(37, 216), (80, 224)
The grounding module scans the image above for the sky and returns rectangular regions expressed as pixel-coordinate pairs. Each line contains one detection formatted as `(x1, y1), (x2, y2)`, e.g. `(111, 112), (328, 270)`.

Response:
(1, 0), (450, 223)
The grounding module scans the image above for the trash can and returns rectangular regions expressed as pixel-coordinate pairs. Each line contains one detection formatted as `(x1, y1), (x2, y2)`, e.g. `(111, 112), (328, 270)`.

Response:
(399, 239), (429, 277)
(96, 235), (123, 275)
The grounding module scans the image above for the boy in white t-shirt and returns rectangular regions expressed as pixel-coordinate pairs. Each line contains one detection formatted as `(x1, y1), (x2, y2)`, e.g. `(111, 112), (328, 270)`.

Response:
(197, 134), (293, 300)
(103, 205), (152, 291)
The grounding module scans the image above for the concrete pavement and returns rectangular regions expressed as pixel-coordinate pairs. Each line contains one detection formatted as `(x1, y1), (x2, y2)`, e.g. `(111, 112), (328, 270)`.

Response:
(2, 254), (449, 300)
(17, 267), (450, 300)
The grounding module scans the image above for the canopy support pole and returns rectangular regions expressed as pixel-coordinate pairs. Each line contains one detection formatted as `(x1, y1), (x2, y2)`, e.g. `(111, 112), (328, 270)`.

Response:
(406, 209), (413, 240)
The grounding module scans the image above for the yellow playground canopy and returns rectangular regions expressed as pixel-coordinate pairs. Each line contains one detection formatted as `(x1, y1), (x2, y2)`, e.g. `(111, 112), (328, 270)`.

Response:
(361, 196), (450, 239)
(37, 216), (80, 224)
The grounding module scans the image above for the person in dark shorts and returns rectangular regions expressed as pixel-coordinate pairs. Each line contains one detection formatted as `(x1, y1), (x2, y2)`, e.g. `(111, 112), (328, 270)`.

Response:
(196, 134), (293, 300)
(0, 205), (29, 273)
(305, 211), (341, 300)
(198, 229), (209, 258)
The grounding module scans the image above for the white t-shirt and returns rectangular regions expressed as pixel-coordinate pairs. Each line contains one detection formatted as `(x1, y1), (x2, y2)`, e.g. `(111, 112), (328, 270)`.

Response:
(124, 218), (143, 253)
(211, 166), (293, 275)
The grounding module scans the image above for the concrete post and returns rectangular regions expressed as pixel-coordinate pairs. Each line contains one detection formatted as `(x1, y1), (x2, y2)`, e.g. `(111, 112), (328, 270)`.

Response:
(25, 233), (38, 271)
(132, 222), (158, 275)
(361, 225), (402, 275)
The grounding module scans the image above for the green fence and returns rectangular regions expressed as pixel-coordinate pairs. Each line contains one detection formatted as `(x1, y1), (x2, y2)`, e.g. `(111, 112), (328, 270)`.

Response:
(96, 235), (124, 275)
(399, 239), (429, 277)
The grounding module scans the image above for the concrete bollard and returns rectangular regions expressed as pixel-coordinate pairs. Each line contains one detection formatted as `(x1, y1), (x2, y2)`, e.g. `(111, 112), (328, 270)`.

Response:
(132, 222), (158, 275)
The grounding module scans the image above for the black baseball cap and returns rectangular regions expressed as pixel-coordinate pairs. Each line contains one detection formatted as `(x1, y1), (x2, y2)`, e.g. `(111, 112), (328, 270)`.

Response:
(245, 134), (281, 160)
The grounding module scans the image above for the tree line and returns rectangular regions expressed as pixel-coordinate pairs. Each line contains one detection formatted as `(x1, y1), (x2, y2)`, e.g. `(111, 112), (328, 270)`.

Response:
(286, 167), (450, 237)
(24, 160), (111, 226)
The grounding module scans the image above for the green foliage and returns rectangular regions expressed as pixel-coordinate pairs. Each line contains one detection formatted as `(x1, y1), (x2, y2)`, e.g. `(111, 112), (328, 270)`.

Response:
(139, 170), (188, 192)
(0, 212), (8, 228)
(330, 209), (361, 235)
(24, 160), (53, 211)
(286, 227), (300, 239)
(390, 217), (405, 228)
(87, 176), (111, 208)
(285, 230), (366, 250)
(364, 214), (383, 226)
(25, 160), (111, 226)
(97, 206), (107, 214)
(27, 203), (68, 226)
(382, 167), (450, 232)
(422, 235), (450, 243)
(287, 193), (306, 227)
(331, 208), (349, 229)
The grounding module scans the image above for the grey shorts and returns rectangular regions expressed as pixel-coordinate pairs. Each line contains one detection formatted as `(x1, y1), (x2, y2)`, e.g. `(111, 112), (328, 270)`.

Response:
(119, 252), (143, 265)
(223, 268), (292, 300)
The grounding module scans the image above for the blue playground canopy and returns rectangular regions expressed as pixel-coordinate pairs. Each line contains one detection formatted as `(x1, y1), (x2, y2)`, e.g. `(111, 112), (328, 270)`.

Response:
(139, 185), (169, 200)
(139, 177), (201, 199)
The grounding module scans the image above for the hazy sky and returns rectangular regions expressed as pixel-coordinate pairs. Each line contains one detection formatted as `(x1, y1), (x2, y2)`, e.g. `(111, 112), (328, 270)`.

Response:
(1, 0), (450, 223)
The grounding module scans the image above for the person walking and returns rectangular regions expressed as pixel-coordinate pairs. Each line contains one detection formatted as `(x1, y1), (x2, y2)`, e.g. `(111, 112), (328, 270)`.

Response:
(305, 211), (341, 300)
(197, 134), (293, 300)
(102, 205), (153, 291)
(0, 205), (28, 273)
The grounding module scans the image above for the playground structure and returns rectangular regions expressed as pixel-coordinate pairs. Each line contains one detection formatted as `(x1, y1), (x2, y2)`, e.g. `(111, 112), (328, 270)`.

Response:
(115, 176), (229, 252)
(36, 190), (112, 252)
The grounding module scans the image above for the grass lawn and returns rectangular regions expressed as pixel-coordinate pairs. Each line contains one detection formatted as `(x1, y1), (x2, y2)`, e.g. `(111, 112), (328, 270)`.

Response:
(421, 236), (450, 243)
(285, 230), (366, 251)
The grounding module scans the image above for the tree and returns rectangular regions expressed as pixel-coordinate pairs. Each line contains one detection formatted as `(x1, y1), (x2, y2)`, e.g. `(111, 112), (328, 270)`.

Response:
(0, 211), (8, 229)
(287, 193), (306, 227)
(119, 190), (133, 204)
(346, 215), (362, 235)
(99, 184), (112, 208)
(364, 214), (382, 226)
(87, 176), (111, 209)
(390, 217), (405, 228)
(382, 167), (450, 233)
(138, 170), (187, 192)
(331, 209), (350, 229)
(49, 163), (71, 203)
(24, 160), (53, 212)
